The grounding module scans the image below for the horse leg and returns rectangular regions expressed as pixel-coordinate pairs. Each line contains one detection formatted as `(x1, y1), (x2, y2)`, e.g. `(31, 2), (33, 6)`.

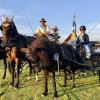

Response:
(51, 71), (58, 97)
(62, 67), (67, 87)
(15, 59), (21, 88)
(2, 59), (7, 79)
(57, 60), (60, 74)
(72, 72), (76, 88)
(36, 73), (38, 82)
(8, 62), (11, 74)
(10, 60), (15, 87)
(28, 60), (32, 80)
(42, 70), (48, 96)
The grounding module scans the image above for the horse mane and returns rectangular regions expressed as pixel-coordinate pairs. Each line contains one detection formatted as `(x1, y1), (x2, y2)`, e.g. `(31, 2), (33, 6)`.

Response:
(11, 21), (35, 45)
(31, 37), (56, 60)
(12, 21), (19, 36)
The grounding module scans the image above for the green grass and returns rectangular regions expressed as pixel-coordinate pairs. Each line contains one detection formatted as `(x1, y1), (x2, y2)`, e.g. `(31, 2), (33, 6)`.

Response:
(0, 64), (100, 100)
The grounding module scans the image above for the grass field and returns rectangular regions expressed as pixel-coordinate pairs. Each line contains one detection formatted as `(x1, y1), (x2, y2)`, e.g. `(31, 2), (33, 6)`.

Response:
(0, 61), (100, 100)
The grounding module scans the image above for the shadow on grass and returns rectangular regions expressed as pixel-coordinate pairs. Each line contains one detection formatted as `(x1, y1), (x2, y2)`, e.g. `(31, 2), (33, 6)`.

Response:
(56, 78), (99, 99)
(0, 69), (100, 99)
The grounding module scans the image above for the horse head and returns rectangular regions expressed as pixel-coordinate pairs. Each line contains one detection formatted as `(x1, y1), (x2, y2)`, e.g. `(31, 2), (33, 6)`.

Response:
(0, 15), (18, 43)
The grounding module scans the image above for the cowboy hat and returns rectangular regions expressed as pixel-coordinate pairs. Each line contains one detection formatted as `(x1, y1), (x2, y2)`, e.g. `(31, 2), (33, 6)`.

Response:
(39, 18), (46, 22)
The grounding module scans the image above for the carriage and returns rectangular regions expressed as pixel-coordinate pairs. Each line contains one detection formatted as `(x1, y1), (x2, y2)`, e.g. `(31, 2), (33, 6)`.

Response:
(69, 40), (100, 82)
(79, 41), (100, 67)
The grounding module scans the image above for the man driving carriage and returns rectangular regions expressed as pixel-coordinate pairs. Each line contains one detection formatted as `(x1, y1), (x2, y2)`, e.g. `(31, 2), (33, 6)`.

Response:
(34, 18), (60, 42)
(64, 25), (91, 59)
(35, 18), (50, 37)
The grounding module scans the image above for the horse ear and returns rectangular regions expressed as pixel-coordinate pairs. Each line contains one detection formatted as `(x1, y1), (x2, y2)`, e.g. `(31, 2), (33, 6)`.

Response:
(2, 15), (6, 22)
(10, 16), (14, 22)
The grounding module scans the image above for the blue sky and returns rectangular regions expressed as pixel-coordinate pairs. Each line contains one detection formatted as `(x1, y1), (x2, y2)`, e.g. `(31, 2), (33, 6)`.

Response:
(0, 0), (100, 41)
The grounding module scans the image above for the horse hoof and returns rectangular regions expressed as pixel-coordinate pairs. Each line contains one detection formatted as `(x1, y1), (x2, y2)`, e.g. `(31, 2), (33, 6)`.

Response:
(53, 93), (58, 97)
(62, 84), (66, 87)
(41, 92), (48, 96)
(15, 86), (19, 89)
(15, 84), (19, 89)
(27, 76), (31, 80)
(72, 85), (76, 88)
(0, 92), (5, 96)
(10, 82), (14, 86)
(14, 87), (18, 90)
(9, 85), (13, 88)
(9, 82), (14, 88)
(2, 77), (5, 79)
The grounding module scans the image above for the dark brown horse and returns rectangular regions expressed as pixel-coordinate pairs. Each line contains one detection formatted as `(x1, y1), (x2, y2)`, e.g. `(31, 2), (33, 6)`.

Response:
(0, 16), (34, 88)
(21, 37), (58, 97)
(20, 36), (84, 97)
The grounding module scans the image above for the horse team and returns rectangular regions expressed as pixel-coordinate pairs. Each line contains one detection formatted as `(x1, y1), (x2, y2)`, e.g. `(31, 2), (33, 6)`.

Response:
(0, 16), (99, 97)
